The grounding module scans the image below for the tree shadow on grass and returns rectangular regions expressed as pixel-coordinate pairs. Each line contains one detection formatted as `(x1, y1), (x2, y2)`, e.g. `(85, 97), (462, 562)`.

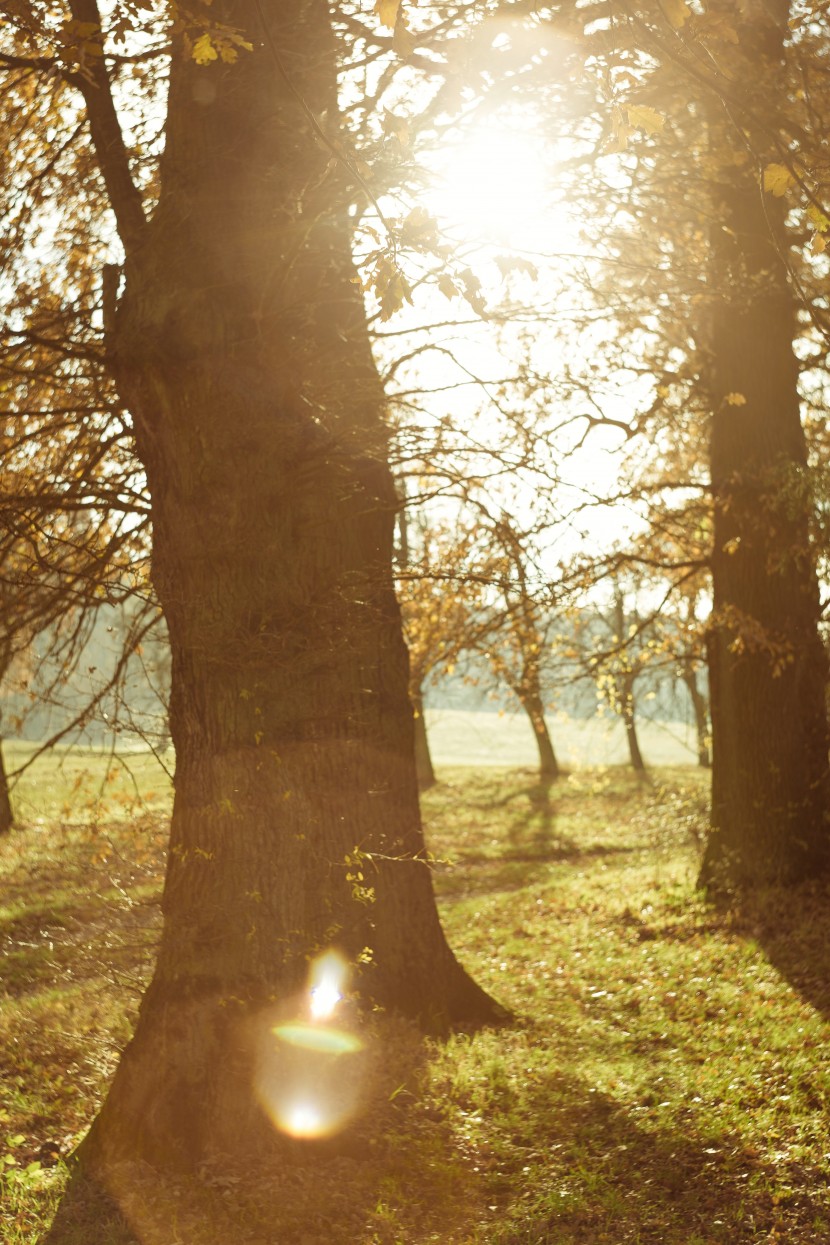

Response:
(41, 1018), (489, 1245)
(490, 1061), (828, 1245)
(740, 881), (830, 1021)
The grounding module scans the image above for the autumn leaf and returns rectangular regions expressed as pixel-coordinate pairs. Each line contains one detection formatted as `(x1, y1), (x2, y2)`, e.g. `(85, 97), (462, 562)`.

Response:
(725, 392), (747, 406)
(763, 163), (795, 197)
(375, 0), (400, 29)
(192, 33), (218, 65)
(662, 0), (691, 29)
(437, 274), (458, 300)
(626, 105), (666, 135)
(393, 20), (416, 58)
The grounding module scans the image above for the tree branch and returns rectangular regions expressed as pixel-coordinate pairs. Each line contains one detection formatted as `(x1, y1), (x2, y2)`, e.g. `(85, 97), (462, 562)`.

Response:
(64, 0), (147, 255)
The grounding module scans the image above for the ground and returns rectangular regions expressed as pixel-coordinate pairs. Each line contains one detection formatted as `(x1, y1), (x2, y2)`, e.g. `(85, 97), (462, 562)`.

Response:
(2, 745), (830, 1243)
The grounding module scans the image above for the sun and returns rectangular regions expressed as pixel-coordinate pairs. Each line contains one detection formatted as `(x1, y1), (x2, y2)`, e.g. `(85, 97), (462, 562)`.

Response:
(426, 121), (558, 252)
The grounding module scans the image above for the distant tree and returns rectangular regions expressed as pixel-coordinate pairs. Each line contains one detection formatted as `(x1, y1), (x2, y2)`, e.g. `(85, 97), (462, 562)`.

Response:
(474, 517), (562, 781)
(397, 510), (494, 789)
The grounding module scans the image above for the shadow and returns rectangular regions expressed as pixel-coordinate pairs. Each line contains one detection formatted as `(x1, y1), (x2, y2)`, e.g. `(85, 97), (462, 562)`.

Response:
(488, 1057), (827, 1244)
(42, 1019), (488, 1245)
(741, 881), (830, 1022)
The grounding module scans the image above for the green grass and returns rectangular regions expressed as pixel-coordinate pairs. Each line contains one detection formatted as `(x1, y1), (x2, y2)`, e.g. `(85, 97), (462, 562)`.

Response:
(3, 758), (830, 1242)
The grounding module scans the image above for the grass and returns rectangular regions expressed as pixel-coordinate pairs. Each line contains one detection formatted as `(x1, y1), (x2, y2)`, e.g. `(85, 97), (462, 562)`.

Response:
(3, 757), (830, 1242)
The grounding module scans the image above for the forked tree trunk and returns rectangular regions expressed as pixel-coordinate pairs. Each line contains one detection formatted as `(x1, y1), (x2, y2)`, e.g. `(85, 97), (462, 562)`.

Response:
(700, 2), (830, 887)
(74, 0), (500, 1181)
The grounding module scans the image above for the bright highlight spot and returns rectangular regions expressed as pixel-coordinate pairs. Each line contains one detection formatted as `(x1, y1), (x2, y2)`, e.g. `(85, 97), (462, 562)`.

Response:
(254, 948), (368, 1141)
(308, 949), (347, 1020)
(428, 123), (553, 250)
(282, 1101), (325, 1139)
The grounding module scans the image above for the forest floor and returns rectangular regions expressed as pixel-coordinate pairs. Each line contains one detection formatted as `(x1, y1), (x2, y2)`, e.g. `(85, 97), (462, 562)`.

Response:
(3, 758), (830, 1243)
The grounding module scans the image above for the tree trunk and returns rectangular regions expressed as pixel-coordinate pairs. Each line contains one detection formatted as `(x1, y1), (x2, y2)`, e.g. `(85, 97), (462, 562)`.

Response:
(619, 677), (646, 773)
(520, 690), (560, 780)
(0, 737), (13, 835)
(75, 0), (501, 1181)
(681, 664), (710, 769)
(700, 3), (830, 888)
(411, 689), (437, 790)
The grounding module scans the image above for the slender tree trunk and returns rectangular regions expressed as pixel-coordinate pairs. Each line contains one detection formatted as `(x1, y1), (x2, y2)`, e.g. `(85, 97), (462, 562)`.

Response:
(411, 689), (437, 790)
(700, 2), (830, 887)
(619, 677), (646, 773)
(520, 690), (560, 780)
(681, 664), (710, 769)
(74, 0), (501, 1182)
(0, 737), (13, 835)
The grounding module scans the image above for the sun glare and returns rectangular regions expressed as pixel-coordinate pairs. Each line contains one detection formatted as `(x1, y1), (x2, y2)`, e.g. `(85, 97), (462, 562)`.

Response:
(428, 123), (555, 251)
(254, 949), (367, 1141)
(308, 949), (347, 1020)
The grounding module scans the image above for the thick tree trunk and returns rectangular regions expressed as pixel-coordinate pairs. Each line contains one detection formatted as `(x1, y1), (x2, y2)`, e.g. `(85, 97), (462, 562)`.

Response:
(681, 664), (710, 769)
(700, 3), (830, 887)
(76, 0), (501, 1181)
(411, 689), (437, 790)
(0, 737), (13, 835)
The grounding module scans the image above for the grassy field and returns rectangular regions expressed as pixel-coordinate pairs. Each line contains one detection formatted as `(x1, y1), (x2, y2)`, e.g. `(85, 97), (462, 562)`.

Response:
(3, 753), (830, 1243)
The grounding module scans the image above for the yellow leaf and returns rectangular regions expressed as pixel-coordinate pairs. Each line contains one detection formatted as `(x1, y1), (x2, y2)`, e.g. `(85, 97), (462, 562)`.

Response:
(437, 274), (458, 300)
(725, 392), (747, 406)
(192, 33), (218, 65)
(807, 203), (830, 233)
(626, 105), (665, 135)
(393, 20), (416, 57)
(375, 0), (400, 29)
(662, 0), (691, 29)
(763, 163), (795, 197)
(810, 232), (827, 255)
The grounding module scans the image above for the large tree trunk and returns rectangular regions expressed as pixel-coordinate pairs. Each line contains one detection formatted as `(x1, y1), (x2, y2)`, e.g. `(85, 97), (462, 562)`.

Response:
(700, 3), (830, 887)
(75, 0), (501, 1182)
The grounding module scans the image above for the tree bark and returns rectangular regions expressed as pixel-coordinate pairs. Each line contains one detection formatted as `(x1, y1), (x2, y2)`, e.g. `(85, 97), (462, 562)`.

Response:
(700, 2), (830, 888)
(411, 689), (437, 790)
(73, 0), (501, 1181)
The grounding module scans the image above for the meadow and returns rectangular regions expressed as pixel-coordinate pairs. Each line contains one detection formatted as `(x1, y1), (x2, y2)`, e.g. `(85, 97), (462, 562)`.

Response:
(2, 734), (830, 1243)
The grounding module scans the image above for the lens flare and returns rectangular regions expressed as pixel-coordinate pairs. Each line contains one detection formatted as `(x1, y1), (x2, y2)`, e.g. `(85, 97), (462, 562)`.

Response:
(308, 949), (347, 1020)
(254, 949), (368, 1140)
(281, 1101), (325, 1139)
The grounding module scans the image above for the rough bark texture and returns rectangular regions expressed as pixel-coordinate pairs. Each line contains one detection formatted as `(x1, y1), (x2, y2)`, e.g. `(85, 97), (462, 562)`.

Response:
(74, 0), (501, 1183)
(700, 3), (830, 887)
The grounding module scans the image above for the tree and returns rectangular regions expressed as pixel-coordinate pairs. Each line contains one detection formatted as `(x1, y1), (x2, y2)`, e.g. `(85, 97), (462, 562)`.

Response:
(396, 509), (495, 789)
(696, 2), (830, 886)
(2, 0), (502, 1193)
(476, 516), (562, 780)
(508, 0), (830, 883)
